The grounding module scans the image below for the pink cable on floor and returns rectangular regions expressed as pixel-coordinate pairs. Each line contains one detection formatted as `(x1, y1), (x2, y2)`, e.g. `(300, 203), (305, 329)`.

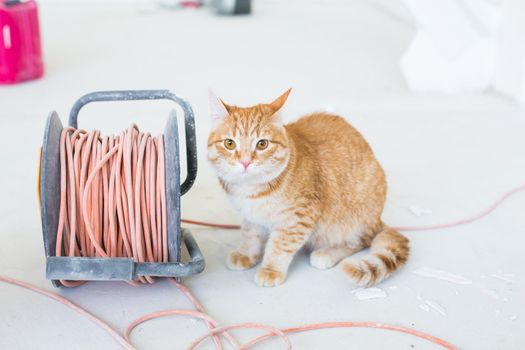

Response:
(241, 322), (458, 350)
(0, 275), (134, 350)
(6, 124), (525, 349)
(393, 184), (525, 232)
(182, 185), (525, 233)
(0, 275), (457, 350)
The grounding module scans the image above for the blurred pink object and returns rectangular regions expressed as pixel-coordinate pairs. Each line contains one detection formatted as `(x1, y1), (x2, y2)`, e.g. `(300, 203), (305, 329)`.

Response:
(0, 0), (43, 84)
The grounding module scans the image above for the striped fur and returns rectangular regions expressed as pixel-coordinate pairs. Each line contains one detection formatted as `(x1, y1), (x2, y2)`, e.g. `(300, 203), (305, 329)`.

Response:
(341, 226), (409, 287)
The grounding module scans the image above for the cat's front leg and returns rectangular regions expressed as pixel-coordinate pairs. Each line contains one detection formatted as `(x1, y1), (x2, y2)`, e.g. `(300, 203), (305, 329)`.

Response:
(226, 220), (268, 270)
(255, 224), (313, 287)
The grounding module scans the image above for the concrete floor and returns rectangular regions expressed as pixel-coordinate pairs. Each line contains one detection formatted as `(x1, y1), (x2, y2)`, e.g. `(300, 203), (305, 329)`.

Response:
(1, 1), (524, 349)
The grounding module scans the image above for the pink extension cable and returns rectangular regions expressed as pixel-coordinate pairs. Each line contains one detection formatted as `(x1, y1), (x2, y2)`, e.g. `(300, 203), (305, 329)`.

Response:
(3, 124), (525, 349)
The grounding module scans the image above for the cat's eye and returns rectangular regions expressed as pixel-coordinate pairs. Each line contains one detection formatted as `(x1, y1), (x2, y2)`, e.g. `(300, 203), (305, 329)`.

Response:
(256, 139), (269, 150)
(224, 139), (236, 150)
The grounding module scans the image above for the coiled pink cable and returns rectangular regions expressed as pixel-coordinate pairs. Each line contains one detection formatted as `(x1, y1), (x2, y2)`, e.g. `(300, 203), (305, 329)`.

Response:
(55, 126), (168, 286)
(5, 125), (525, 349)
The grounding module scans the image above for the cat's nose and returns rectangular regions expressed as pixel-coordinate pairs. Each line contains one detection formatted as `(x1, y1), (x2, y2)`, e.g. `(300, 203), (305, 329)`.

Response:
(240, 159), (252, 170)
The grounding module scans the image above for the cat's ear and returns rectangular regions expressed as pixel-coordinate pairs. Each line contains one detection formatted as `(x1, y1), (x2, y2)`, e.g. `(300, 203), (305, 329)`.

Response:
(268, 88), (292, 114)
(208, 90), (230, 127)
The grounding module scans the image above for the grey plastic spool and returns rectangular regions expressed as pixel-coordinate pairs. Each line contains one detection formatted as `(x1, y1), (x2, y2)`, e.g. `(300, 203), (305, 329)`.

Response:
(211, 0), (251, 15)
(40, 90), (204, 287)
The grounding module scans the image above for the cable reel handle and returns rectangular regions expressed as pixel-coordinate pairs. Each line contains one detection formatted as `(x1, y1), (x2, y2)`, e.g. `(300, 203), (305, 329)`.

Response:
(68, 90), (197, 195)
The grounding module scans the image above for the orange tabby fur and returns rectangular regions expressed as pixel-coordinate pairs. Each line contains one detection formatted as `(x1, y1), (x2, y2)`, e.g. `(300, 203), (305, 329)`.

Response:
(207, 90), (409, 287)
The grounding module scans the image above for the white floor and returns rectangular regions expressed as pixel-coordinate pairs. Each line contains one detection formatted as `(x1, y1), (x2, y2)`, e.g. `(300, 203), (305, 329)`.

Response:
(1, 1), (524, 349)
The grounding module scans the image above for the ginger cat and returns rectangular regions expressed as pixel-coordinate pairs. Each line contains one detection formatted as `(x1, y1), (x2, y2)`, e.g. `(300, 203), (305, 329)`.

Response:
(207, 89), (409, 287)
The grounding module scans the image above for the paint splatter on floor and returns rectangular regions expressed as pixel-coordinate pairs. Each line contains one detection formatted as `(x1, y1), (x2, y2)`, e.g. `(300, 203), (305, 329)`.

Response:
(425, 300), (447, 316)
(481, 288), (508, 302)
(413, 267), (472, 285)
(351, 287), (387, 300)
(489, 273), (514, 284)
(418, 299), (447, 316)
(408, 205), (432, 217)
(419, 304), (431, 312)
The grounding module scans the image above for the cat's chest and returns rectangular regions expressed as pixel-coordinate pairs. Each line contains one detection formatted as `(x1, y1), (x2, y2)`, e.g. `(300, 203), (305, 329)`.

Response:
(228, 193), (284, 227)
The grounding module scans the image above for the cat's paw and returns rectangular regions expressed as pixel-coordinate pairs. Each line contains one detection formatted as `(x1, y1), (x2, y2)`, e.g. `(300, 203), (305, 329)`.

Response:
(254, 267), (286, 287)
(226, 251), (257, 270)
(310, 249), (338, 269)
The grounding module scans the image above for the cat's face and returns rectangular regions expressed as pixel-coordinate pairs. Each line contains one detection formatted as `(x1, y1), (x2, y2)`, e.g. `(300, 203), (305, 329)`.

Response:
(207, 90), (291, 184)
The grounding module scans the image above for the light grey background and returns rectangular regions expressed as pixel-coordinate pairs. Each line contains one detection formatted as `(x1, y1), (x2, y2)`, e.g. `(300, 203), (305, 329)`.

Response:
(1, 1), (524, 349)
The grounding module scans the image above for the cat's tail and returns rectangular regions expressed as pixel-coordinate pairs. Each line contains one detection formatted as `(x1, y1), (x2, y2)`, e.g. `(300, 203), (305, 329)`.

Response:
(341, 225), (409, 287)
